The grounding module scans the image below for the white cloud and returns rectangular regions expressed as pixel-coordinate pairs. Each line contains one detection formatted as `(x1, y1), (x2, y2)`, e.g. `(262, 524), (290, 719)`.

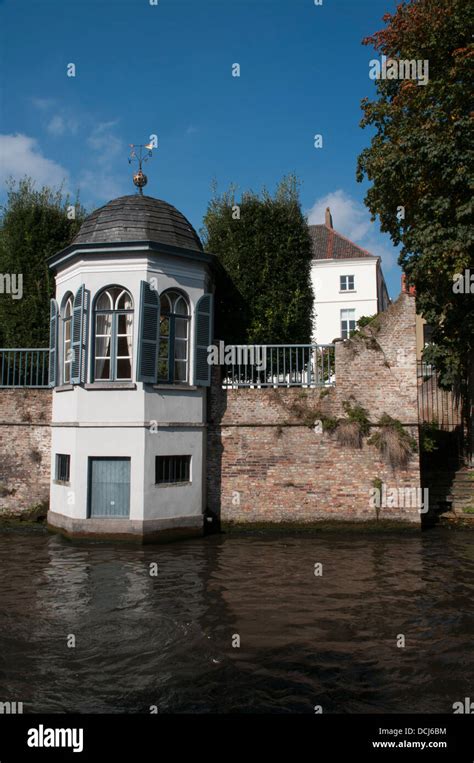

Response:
(306, 189), (371, 241)
(87, 121), (121, 160)
(78, 120), (125, 202)
(47, 115), (65, 136)
(78, 169), (123, 204)
(46, 114), (79, 137)
(31, 97), (56, 111)
(0, 133), (69, 189)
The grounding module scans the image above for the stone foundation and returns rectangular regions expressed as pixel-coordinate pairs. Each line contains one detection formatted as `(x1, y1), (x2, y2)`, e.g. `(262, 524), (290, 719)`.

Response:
(47, 511), (203, 543)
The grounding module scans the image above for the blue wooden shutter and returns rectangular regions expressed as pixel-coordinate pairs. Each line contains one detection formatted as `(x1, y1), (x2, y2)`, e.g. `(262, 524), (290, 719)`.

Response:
(71, 285), (89, 384)
(137, 280), (160, 383)
(194, 293), (213, 386)
(48, 298), (59, 387)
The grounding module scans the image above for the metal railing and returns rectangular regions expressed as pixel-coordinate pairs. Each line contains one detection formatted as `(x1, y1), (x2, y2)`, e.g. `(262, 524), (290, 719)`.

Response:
(0, 349), (49, 388)
(417, 360), (462, 431)
(221, 344), (335, 388)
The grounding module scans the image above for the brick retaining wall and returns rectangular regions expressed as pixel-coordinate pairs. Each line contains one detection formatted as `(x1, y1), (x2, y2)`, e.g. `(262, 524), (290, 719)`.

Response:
(207, 293), (421, 526)
(0, 389), (52, 514)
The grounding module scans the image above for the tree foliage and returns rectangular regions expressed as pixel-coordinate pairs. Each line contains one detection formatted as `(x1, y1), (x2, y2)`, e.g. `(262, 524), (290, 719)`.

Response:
(356, 0), (473, 387)
(0, 178), (86, 347)
(202, 175), (314, 344)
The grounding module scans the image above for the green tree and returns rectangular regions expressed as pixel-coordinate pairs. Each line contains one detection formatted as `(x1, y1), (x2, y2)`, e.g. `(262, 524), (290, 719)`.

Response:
(202, 175), (314, 344)
(0, 178), (86, 347)
(356, 0), (473, 456)
(356, 0), (472, 379)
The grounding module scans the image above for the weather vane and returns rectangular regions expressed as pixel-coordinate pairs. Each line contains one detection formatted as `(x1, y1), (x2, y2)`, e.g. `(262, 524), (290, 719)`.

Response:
(128, 142), (155, 195)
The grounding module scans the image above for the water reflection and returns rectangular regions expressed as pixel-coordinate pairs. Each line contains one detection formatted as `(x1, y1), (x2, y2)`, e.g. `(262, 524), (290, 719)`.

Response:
(0, 530), (472, 713)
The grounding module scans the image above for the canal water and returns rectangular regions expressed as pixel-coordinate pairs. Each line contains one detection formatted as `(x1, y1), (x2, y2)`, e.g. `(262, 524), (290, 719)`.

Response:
(0, 529), (472, 714)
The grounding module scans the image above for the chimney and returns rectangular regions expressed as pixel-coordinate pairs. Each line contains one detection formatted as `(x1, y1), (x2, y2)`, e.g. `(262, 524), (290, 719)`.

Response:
(325, 207), (333, 228)
(401, 274), (416, 295)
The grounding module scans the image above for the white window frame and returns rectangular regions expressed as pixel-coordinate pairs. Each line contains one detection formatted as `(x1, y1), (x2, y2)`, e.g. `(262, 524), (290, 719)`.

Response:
(340, 308), (356, 339)
(340, 274), (355, 292)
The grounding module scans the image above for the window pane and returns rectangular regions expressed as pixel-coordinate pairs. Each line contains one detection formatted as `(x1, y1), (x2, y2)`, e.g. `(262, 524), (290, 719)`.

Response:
(174, 296), (189, 316)
(175, 318), (188, 339)
(116, 358), (131, 379)
(158, 339), (169, 359)
(348, 276), (354, 289)
(95, 359), (110, 380)
(96, 314), (112, 335)
(158, 359), (169, 380)
(117, 313), (132, 334)
(174, 339), (187, 360)
(175, 360), (187, 382)
(117, 336), (131, 356)
(96, 291), (113, 310)
(160, 294), (171, 315)
(95, 336), (111, 357)
(117, 290), (133, 310)
(155, 455), (191, 484)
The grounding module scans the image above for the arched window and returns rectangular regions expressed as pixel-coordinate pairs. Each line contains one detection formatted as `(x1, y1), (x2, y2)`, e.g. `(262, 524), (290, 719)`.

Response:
(62, 294), (73, 384)
(94, 286), (133, 381)
(158, 290), (190, 384)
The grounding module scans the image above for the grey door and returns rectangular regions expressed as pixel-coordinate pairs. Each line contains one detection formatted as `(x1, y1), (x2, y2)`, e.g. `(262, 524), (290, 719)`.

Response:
(89, 458), (131, 518)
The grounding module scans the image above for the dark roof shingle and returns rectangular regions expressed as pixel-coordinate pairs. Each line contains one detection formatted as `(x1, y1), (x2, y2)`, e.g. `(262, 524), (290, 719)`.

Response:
(73, 194), (203, 252)
(309, 224), (375, 261)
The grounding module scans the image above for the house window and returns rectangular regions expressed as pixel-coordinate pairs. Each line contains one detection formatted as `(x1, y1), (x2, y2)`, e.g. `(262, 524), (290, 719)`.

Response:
(158, 291), (190, 384)
(340, 275), (355, 291)
(341, 309), (356, 339)
(62, 294), (73, 384)
(55, 453), (70, 482)
(155, 455), (191, 485)
(94, 287), (133, 381)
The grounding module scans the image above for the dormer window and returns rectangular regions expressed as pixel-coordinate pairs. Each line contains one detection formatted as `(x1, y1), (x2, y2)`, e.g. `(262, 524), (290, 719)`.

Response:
(158, 290), (190, 384)
(94, 287), (134, 381)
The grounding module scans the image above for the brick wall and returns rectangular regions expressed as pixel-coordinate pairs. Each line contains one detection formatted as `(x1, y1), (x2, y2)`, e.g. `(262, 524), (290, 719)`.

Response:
(207, 293), (421, 526)
(0, 389), (52, 514)
(0, 294), (420, 525)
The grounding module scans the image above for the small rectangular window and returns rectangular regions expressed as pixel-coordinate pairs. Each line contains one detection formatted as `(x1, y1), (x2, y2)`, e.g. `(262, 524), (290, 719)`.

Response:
(56, 454), (70, 482)
(155, 455), (191, 485)
(340, 275), (355, 291)
(340, 309), (356, 339)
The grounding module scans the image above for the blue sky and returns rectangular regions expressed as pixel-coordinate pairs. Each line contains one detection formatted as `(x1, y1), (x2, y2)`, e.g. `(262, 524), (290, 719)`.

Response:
(0, 0), (402, 297)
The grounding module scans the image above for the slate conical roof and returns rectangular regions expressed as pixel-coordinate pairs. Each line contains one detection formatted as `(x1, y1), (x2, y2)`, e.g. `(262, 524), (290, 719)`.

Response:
(72, 194), (203, 252)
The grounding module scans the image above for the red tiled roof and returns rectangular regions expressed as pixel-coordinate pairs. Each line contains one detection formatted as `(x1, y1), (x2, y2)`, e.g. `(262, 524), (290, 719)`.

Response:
(309, 224), (376, 261)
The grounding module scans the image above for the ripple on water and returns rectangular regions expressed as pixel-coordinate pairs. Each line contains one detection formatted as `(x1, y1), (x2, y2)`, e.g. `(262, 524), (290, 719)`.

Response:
(0, 529), (473, 713)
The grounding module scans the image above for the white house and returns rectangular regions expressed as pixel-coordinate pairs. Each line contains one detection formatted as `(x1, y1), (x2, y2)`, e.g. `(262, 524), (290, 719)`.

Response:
(309, 208), (390, 344)
(47, 193), (214, 542)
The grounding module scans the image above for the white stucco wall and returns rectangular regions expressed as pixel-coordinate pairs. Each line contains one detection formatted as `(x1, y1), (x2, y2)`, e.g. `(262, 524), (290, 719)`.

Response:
(311, 257), (385, 344)
(50, 245), (211, 528)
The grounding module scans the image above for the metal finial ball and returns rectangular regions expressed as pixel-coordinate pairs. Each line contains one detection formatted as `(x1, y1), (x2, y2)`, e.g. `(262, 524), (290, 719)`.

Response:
(133, 170), (148, 189)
